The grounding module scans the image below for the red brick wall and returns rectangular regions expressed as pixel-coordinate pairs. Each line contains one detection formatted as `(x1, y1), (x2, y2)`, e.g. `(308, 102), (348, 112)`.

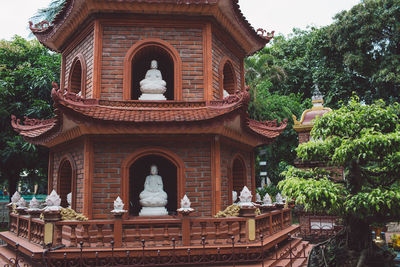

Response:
(92, 138), (212, 219)
(101, 25), (203, 101)
(212, 34), (242, 100)
(298, 132), (310, 144)
(51, 141), (85, 212)
(64, 30), (94, 98)
(220, 142), (252, 210)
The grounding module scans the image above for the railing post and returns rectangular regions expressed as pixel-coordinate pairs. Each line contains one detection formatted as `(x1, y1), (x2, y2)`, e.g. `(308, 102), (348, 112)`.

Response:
(16, 215), (20, 237)
(239, 207), (257, 242)
(181, 215), (191, 246)
(280, 210), (284, 229)
(177, 195), (194, 246)
(113, 215), (123, 248)
(43, 209), (61, 248)
(269, 214), (273, 234)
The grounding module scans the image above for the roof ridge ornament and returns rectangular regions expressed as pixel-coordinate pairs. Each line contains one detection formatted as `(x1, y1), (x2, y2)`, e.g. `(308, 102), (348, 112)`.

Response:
(29, 21), (50, 33)
(256, 28), (275, 41)
(210, 89), (250, 107)
(51, 82), (98, 106)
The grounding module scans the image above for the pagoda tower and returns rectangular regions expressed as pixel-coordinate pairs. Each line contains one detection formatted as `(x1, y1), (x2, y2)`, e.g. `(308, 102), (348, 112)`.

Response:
(0, 2), (316, 265)
(12, 0), (286, 220)
(12, 0), (287, 220)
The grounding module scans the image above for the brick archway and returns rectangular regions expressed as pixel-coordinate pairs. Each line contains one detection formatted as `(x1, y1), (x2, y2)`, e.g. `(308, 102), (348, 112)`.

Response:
(121, 147), (185, 218)
(228, 153), (247, 204)
(57, 154), (77, 209)
(123, 39), (182, 101)
(219, 56), (237, 98)
(68, 53), (87, 96)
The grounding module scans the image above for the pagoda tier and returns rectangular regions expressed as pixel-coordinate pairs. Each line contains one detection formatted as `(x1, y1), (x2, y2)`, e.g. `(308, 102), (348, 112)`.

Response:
(29, 0), (273, 55)
(11, 84), (287, 148)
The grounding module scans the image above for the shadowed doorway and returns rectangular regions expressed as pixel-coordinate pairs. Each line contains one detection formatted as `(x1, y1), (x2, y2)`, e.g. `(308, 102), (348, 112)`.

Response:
(129, 155), (177, 216)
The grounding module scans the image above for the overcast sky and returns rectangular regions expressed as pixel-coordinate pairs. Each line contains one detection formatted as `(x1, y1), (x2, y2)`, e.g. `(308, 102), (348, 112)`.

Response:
(0, 0), (360, 41)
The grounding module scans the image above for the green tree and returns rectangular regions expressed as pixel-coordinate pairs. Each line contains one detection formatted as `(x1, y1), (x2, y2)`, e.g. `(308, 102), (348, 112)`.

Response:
(249, 0), (399, 109)
(278, 99), (400, 266)
(329, 0), (400, 103)
(0, 36), (60, 198)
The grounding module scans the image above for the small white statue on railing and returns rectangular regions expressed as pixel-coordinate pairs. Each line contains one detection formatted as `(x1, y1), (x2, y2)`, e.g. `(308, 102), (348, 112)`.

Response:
(275, 193), (284, 204)
(111, 196), (127, 216)
(256, 193), (262, 202)
(28, 197), (41, 210)
(16, 197), (27, 208)
(67, 192), (72, 209)
(232, 191), (237, 204)
(11, 191), (21, 204)
(44, 190), (62, 211)
(177, 195), (194, 211)
(238, 186), (254, 207)
(177, 194), (194, 216)
(262, 193), (273, 206)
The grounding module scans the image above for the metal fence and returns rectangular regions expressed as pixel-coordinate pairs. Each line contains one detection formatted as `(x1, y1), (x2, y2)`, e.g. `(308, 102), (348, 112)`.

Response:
(3, 234), (309, 267)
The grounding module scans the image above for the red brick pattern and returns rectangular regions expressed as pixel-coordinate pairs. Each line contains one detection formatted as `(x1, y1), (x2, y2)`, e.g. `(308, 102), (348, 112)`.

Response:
(64, 30), (94, 98)
(298, 132), (310, 144)
(101, 26), (203, 101)
(220, 143), (252, 209)
(52, 142), (85, 212)
(92, 139), (212, 219)
(212, 34), (241, 99)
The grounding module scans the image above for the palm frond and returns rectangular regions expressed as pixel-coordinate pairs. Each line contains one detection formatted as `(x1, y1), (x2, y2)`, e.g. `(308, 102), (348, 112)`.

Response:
(30, 0), (66, 24)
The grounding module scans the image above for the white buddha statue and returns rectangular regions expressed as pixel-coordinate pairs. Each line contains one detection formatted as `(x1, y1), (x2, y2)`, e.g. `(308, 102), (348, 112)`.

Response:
(139, 60), (167, 100)
(139, 164), (168, 216)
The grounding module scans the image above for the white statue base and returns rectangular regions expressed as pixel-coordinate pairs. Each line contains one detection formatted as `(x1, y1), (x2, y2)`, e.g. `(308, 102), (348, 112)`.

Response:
(139, 93), (166, 101)
(139, 206), (168, 216)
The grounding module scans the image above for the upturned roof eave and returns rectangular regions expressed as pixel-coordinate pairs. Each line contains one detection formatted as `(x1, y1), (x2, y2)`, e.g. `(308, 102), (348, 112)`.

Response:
(10, 86), (286, 147)
(30, 0), (271, 54)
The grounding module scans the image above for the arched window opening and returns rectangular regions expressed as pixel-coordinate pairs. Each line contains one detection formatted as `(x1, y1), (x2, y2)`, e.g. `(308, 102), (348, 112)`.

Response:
(131, 46), (174, 100)
(129, 155), (177, 216)
(68, 54), (86, 96)
(70, 62), (82, 94)
(232, 157), (246, 194)
(58, 160), (74, 208)
(223, 62), (236, 95)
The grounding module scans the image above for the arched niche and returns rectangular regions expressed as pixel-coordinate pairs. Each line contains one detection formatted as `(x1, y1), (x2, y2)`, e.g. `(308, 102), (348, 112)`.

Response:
(57, 155), (76, 209)
(219, 57), (237, 98)
(229, 154), (247, 203)
(123, 39), (182, 101)
(121, 147), (185, 218)
(68, 54), (87, 96)
(129, 155), (177, 216)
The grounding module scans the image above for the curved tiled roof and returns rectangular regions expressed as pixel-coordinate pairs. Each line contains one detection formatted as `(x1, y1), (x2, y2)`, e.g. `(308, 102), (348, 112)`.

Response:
(29, 0), (272, 54)
(51, 89), (246, 124)
(11, 86), (287, 145)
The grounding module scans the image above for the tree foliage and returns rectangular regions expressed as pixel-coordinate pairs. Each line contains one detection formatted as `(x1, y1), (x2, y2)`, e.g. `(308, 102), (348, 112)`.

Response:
(278, 99), (400, 262)
(248, 0), (399, 109)
(244, 54), (311, 183)
(31, 0), (66, 24)
(0, 36), (60, 195)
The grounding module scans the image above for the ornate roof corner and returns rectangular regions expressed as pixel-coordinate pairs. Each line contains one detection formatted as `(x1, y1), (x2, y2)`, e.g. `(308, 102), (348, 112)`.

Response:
(51, 82), (98, 106)
(256, 28), (275, 42)
(245, 118), (288, 140)
(210, 89), (250, 108)
(10, 113), (60, 143)
(29, 21), (50, 33)
(231, 0), (273, 49)
(30, 0), (74, 51)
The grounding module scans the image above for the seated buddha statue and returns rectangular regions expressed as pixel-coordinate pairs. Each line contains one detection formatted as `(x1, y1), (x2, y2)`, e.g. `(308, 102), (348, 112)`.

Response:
(139, 165), (168, 216)
(139, 60), (167, 100)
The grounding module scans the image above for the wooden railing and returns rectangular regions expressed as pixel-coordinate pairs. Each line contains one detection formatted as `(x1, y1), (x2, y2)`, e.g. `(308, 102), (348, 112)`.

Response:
(9, 213), (45, 246)
(8, 208), (292, 249)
